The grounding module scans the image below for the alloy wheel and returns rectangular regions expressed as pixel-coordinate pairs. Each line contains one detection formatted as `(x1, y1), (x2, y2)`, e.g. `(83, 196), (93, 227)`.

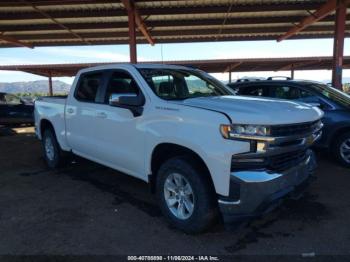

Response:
(340, 138), (350, 164)
(163, 173), (195, 220)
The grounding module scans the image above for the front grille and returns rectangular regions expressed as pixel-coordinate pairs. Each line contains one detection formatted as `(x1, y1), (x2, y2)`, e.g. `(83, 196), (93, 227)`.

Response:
(271, 121), (320, 137)
(231, 149), (308, 173)
(268, 149), (308, 173)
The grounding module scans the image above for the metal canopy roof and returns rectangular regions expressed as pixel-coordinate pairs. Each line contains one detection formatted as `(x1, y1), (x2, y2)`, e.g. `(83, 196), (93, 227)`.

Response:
(1, 56), (349, 77)
(0, 0), (349, 48)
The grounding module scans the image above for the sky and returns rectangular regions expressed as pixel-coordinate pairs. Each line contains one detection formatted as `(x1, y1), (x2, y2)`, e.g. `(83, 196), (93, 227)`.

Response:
(0, 38), (349, 85)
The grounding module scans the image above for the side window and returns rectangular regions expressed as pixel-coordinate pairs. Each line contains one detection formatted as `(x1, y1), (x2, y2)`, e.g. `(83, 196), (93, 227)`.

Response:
(104, 71), (140, 103)
(5, 94), (21, 105)
(270, 86), (300, 100)
(237, 85), (266, 97)
(300, 89), (316, 99)
(75, 73), (103, 103)
(184, 75), (216, 95)
(296, 89), (323, 104)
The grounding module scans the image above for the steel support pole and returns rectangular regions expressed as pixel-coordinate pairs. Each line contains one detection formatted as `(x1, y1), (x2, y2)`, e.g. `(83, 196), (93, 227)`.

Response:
(291, 65), (295, 79)
(127, 1), (137, 64)
(229, 71), (232, 83)
(48, 72), (53, 96)
(332, 0), (347, 90)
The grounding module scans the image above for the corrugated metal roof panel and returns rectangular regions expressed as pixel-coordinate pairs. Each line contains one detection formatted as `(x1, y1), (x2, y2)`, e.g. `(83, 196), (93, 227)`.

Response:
(146, 10), (313, 21)
(38, 3), (124, 11)
(0, 0), (347, 48)
(137, 0), (324, 8)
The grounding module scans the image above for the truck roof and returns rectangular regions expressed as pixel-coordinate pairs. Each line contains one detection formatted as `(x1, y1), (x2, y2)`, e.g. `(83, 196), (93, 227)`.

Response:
(79, 63), (193, 74)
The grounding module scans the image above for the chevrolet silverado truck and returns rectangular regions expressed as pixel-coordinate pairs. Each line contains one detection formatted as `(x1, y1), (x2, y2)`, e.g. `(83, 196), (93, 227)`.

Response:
(35, 64), (323, 233)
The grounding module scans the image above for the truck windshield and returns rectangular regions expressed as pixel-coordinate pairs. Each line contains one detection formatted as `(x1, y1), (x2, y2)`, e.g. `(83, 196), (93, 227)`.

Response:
(138, 68), (232, 100)
(307, 83), (350, 108)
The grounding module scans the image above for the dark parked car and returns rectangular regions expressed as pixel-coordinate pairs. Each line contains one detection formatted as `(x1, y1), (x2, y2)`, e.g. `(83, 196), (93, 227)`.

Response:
(228, 78), (350, 167)
(0, 92), (34, 126)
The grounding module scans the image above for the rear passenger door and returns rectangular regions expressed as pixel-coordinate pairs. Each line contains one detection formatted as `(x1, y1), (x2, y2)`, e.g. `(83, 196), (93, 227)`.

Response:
(65, 71), (106, 158)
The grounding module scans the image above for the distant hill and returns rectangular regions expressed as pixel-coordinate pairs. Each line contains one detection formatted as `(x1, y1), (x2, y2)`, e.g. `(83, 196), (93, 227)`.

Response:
(0, 80), (71, 94)
(319, 77), (350, 85)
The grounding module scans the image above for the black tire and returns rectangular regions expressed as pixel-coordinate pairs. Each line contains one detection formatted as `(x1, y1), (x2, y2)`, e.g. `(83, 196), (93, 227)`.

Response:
(156, 156), (218, 234)
(42, 128), (65, 168)
(332, 131), (350, 168)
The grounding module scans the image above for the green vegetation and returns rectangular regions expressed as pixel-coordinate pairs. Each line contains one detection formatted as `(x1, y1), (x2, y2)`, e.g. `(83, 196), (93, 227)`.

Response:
(343, 83), (350, 94)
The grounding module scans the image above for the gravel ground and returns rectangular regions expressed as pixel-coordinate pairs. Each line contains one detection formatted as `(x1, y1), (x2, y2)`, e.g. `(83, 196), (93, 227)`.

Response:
(0, 126), (350, 258)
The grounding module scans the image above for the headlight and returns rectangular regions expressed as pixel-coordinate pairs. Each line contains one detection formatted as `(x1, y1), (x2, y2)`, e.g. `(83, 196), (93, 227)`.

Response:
(220, 124), (270, 139)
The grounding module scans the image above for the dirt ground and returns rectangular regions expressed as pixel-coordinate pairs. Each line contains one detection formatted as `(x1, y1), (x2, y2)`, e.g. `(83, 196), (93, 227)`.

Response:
(0, 126), (350, 257)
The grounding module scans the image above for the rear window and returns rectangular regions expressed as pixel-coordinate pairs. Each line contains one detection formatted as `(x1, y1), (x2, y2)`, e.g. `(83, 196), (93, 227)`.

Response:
(75, 73), (103, 102)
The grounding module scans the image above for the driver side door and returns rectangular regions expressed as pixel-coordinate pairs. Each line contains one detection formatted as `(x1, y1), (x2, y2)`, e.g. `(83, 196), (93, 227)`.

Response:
(91, 70), (146, 179)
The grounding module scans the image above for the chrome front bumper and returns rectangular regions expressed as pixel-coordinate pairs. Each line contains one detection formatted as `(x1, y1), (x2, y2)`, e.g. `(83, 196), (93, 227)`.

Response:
(218, 149), (316, 222)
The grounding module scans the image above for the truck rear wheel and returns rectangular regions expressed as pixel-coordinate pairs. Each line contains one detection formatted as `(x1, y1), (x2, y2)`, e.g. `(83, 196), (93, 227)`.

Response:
(42, 128), (65, 169)
(156, 156), (218, 233)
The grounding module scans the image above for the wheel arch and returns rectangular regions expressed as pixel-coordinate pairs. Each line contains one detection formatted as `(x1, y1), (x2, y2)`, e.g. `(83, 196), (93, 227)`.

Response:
(149, 143), (215, 194)
(39, 119), (56, 138)
(329, 125), (350, 149)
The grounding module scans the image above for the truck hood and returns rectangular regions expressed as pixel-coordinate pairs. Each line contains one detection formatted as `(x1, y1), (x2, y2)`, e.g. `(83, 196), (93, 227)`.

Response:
(174, 96), (323, 125)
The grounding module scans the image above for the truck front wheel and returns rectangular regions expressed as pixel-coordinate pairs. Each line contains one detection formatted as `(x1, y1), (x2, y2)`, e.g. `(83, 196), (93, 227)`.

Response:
(156, 156), (218, 233)
(42, 128), (65, 169)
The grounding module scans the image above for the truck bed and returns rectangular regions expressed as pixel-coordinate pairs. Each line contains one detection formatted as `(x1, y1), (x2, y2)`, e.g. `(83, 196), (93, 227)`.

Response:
(34, 96), (67, 142)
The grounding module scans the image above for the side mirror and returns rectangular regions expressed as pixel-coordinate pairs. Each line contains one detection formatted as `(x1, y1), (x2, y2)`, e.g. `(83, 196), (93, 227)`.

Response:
(109, 93), (144, 107)
(109, 93), (145, 117)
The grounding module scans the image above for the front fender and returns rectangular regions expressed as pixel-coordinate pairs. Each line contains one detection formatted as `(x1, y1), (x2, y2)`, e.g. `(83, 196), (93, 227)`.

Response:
(143, 107), (250, 196)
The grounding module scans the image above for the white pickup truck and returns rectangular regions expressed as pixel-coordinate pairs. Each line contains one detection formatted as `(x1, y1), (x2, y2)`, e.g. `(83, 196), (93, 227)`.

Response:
(35, 64), (323, 233)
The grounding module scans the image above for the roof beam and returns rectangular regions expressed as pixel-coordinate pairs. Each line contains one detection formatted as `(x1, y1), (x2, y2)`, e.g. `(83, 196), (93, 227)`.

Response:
(121, 0), (155, 45)
(224, 62), (242, 73)
(277, 62), (295, 71)
(1, 56), (350, 75)
(278, 60), (323, 71)
(2, 33), (350, 48)
(8, 25), (350, 40)
(0, 33), (33, 48)
(1, 14), (350, 33)
(277, 0), (343, 42)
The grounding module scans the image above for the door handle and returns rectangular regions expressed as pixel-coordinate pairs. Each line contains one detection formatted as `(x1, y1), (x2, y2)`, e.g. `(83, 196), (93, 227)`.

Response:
(96, 112), (107, 118)
(66, 108), (74, 114)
